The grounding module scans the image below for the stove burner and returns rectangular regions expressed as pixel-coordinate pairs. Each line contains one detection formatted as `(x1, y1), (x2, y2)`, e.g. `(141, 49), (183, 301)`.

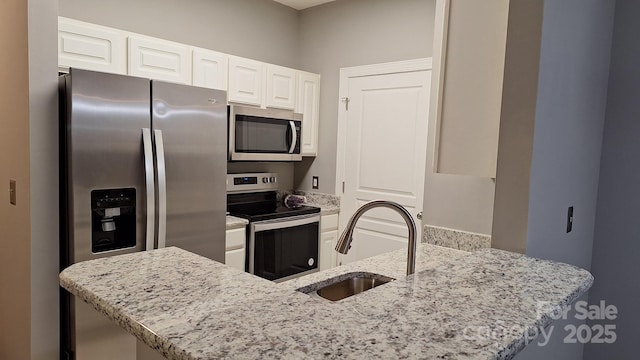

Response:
(227, 191), (320, 222)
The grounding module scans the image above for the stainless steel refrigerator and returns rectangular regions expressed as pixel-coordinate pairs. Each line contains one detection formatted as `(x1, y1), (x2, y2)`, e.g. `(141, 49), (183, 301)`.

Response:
(59, 68), (227, 360)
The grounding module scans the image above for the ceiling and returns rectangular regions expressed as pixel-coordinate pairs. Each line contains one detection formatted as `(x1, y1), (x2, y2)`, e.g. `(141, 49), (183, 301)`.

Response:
(273, 0), (336, 10)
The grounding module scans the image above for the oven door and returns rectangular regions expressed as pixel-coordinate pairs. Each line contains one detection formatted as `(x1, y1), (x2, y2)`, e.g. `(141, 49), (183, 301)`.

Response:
(249, 213), (320, 282)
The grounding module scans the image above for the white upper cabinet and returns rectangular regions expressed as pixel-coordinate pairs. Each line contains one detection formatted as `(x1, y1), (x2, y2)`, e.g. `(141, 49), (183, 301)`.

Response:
(58, 17), (127, 74)
(128, 35), (191, 84)
(192, 48), (228, 91)
(265, 65), (297, 110)
(227, 56), (264, 106)
(296, 71), (321, 156)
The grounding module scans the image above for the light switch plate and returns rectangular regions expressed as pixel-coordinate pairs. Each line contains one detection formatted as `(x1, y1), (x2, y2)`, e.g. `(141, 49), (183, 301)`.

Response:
(9, 179), (16, 205)
(312, 176), (319, 189)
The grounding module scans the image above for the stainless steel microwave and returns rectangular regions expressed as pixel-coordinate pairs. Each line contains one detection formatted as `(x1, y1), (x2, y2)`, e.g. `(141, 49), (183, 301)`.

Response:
(228, 105), (303, 161)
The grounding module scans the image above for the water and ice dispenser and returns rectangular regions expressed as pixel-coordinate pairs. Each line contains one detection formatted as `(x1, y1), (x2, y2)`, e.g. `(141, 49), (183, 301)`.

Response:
(91, 188), (136, 253)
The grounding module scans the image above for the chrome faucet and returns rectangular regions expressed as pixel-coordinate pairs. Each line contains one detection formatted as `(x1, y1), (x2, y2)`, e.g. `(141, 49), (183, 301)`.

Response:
(335, 201), (417, 275)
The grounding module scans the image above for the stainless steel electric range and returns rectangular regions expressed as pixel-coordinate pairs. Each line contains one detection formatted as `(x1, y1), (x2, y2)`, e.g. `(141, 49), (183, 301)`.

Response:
(227, 173), (321, 282)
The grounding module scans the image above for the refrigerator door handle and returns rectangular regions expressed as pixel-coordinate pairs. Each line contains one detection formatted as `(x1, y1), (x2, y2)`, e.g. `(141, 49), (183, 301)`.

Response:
(142, 128), (155, 251)
(154, 129), (167, 249)
(288, 121), (297, 154)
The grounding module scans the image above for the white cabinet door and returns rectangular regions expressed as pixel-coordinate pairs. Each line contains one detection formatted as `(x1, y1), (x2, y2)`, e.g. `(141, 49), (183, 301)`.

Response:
(128, 35), (191, 84)
(319, 214), (339, 271)
(58, 17), (127, 74)
(225, 248), (246, 272)
(266, 65), (297, 110)
(319, 231), (338, 271)
(225, 227), (246, 271)
(228, 56), (264, 106)
(192, 48), (228, 91)
(296, 72), (321, 156)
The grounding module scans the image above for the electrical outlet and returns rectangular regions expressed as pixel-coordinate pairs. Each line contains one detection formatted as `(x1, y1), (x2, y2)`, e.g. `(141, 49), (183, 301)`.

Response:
(312, 176), (319, 189)
(9, 179), (16, 205)
(566, 206), (574, 233)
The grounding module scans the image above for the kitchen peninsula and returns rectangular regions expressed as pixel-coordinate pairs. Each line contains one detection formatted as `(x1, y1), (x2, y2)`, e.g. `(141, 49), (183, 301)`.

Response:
(59, 244), (592, 359)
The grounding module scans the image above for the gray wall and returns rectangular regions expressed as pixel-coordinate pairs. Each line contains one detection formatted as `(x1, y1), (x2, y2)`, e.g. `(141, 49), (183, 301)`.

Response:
(294, 0), (435, 192)
(59, 0), (301, 183)
(29, 0), (61, 358)
(526, 0), (614, 271)
(585, 0), (640, 358)
(519, 0), (615, 359)
(295, 0), (497, 234)
(59, 0), (300, 68)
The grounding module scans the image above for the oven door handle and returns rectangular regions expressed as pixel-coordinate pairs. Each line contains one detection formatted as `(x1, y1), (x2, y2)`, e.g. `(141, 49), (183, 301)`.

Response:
(251, 213), (320, 233)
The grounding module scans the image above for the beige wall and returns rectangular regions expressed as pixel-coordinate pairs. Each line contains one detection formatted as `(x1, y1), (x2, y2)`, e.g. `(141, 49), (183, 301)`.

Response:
(491, 0), (543, 253)
(0, 0), (31, 358)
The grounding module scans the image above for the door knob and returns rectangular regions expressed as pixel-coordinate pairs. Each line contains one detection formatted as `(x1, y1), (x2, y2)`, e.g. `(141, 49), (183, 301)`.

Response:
(417, 211), (423, 220)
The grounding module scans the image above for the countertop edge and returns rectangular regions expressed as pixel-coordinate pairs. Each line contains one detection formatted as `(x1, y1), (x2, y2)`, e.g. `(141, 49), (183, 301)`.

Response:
(60, 246), (594, 360)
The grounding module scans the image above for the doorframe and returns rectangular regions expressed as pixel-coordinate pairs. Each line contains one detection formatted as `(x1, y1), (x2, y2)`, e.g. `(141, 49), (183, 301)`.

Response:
(334, 58), (433, 198)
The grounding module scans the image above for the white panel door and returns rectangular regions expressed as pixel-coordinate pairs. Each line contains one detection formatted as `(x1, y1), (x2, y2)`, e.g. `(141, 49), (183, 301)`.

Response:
(192, 48), (228, 91)
(266, 65), (297, 110)
(228, 56), (264, 106)
(58, 17), (127, 74)
(296, 71), (321, 156)
(128, 35), (191, 84)
(340, 70), (431, 264)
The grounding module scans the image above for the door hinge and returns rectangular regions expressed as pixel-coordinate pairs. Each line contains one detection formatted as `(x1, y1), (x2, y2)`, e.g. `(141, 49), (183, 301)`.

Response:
(342, 181), (345, 193)
(341, 97), (350, 111)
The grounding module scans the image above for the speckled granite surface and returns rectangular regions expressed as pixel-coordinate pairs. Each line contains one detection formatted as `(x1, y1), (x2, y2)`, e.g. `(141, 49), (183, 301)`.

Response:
(283, 190), (340, 215)
(424, 224), (492, 252)
(225, 215), (248, 230)
(60, 244), (592, 360)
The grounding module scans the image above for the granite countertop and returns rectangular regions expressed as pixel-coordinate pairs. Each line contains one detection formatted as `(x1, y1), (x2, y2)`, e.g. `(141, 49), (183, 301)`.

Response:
(59, 244), (592, 360)
(306, 202), (340, 216)
(225, 215), (248, 230)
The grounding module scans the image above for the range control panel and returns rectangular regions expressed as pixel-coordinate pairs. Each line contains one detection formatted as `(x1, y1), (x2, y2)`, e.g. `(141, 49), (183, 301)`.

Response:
(227, 173), (278, 193)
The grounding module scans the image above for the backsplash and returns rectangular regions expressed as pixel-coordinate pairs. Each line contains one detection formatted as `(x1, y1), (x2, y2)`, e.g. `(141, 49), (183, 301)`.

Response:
(423, 225), (491, 252)
(292, 190), (340, 208)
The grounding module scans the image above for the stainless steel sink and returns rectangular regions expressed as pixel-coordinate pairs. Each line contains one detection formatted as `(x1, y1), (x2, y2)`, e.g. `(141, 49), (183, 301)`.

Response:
(298, 272), (394, 301)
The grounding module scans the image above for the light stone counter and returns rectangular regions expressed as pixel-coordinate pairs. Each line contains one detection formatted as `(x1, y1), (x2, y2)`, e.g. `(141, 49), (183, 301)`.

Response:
(59, 244), (592, 360)
(225, 215), (248, 230)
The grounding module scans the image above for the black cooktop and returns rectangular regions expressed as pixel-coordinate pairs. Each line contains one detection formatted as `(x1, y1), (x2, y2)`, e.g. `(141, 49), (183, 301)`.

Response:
(227, 191), (320, 222)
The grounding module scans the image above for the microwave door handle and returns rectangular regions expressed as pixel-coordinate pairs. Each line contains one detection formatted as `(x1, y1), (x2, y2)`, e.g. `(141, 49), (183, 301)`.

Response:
(288, 121), (297, 154)
(142, 128), (155, 251)
(154, 129), (167, 249)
